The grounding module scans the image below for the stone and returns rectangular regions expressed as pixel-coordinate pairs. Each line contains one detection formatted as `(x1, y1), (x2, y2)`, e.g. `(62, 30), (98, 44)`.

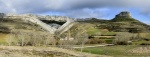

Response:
(115, 11), (132, 18)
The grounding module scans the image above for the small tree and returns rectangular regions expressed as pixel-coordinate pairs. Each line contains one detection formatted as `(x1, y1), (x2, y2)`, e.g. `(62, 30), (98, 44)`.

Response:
(75, 30), (88, 52)
(10, 30), (29, 46)
(7, 29), (55, 46)
(73, 24), (89, 52)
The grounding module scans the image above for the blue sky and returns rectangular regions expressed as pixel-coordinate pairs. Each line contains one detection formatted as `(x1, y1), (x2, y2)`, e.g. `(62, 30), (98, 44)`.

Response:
(0, 0), (150, 24)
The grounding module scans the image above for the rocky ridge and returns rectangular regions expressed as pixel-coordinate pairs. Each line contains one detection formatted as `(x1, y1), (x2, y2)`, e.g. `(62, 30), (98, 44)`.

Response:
(115, 11), (132, 18)
(0, 13), (75, 35)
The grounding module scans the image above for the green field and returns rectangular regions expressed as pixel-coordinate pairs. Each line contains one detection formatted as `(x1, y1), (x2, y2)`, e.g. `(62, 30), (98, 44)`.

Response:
(81, 45), (150, 57)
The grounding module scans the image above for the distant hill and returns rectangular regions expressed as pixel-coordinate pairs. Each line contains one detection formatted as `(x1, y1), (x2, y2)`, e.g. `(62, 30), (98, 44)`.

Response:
(0, 11), (150, 35)
(0, 17), (46, 33)
(75, 11), (150, 33)
(111, 11), (138, 22)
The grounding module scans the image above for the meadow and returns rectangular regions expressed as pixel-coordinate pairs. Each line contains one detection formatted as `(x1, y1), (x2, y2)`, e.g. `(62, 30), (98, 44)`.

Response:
(81, 45), (150, 57)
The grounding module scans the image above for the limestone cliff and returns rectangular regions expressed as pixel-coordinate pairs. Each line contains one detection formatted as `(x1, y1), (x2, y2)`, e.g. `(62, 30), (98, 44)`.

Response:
(112, 11), (137, 22)
(115, 11), (132, 18)
(0, 13), (75, 35)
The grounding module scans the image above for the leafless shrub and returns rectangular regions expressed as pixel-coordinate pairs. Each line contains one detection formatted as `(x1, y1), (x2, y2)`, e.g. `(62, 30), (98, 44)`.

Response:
(114, 32), (133, 45)
(7, 29), (55, 46)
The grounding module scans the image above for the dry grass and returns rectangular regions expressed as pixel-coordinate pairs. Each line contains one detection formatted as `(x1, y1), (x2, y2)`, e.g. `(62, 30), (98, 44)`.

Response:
(140, 33), (150, 38)
(0, 46), (111, 57)
(129, 46), (150, 54)
(0, 33), (9, 44)
(81, 45), (150, 57)
(0, 50), (42, 57)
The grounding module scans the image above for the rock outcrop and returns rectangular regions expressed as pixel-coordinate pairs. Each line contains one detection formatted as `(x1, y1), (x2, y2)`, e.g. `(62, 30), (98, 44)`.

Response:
(1, 13), (75, 35)
(115, 11), (132, 18)
(112, 11), (137, 22)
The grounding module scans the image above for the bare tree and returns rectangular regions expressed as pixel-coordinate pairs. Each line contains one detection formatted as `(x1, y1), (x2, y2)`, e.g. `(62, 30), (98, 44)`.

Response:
(6, 32), (14, 46)
(114, 32), (133, 45)
(71, 23), (89, 51)
(14, 30), (32, 46)
(6, 29), (55, 46)
(75, 30), (88, 52)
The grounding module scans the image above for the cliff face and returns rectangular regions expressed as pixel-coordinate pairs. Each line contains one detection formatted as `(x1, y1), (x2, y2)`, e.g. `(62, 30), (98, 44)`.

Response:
(0, 13), (75, 34)
(112, 11), (137, 22)
(115, 11), (132, 18)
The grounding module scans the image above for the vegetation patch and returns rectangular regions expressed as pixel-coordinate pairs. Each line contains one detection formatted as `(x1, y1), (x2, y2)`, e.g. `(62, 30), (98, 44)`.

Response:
(0, 33), (8, 45)
(82, 45), (150, 57)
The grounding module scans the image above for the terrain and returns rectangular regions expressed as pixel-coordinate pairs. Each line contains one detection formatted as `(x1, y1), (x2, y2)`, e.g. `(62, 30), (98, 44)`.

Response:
(63, 11), (150, 45)
(81, 45), (150, 57)
(0, 11), (150, 57)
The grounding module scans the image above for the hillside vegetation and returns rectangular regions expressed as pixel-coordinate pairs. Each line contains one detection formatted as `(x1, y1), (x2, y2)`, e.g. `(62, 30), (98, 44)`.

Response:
(70, 11), (150, 45)
(0, 12), (150, 57)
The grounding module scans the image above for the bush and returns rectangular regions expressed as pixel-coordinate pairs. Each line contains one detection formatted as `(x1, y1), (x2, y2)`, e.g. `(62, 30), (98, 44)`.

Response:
(105, 39), (113, 44)
(140, 42), (150, 45)
(115, 41), (128, 45)
(86, 38), (105, 44)
(114, 32), (133, 45)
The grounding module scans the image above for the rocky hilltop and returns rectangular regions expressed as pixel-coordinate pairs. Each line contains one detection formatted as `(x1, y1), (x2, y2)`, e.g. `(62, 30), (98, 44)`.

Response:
(112, 11), (138, 22)
(115, 11), (132, 18)
(74, 11), (150, 33)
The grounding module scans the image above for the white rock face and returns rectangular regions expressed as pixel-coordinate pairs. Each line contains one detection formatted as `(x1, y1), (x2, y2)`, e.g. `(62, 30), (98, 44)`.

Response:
(23, 16), (57, 34)
(3, 13), (75, 35)
(40, 16), (71, 22)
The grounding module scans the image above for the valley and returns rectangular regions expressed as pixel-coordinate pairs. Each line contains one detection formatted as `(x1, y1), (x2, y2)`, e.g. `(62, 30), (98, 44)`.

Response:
(0, 11), (150, 57)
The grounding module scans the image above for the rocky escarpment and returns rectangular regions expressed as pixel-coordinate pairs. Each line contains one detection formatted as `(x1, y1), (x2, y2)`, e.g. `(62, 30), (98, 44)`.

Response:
(115, 11), (132, 18)
(0, 13), (75, 35)
(111, 11), (137, 22)
(0, 14), (46, 33)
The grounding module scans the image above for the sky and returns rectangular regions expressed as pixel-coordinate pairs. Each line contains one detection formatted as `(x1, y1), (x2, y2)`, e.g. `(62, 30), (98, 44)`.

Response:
(0, 0), (150, 25)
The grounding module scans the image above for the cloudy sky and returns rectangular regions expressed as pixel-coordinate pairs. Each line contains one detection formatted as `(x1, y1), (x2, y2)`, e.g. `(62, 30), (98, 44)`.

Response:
(0, 0), (150, 24)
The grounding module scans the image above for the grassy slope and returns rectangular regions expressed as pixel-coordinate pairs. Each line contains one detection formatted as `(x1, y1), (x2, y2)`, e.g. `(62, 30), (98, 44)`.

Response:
(82, 45), (150, 57)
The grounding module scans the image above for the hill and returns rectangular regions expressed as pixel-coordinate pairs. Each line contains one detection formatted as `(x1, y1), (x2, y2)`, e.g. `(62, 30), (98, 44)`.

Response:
(0, 11), (150, 45)
(75, 11), (150, 33)
(0, 16), (46, 33)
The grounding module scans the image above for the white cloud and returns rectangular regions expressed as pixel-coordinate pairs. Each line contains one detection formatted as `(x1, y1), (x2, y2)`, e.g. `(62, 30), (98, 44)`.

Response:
(0, 0), (149, 12)
(65, 8), (110, 18)
(0, 0), (150, 17)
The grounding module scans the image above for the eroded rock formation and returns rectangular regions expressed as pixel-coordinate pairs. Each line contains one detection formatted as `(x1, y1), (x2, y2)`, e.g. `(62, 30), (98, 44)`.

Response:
(1, 13), (75, 35)
(115, 11), (132, 18)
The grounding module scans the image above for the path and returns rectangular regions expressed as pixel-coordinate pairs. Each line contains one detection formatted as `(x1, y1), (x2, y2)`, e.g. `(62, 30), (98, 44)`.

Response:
(73, 44), (114, 48)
